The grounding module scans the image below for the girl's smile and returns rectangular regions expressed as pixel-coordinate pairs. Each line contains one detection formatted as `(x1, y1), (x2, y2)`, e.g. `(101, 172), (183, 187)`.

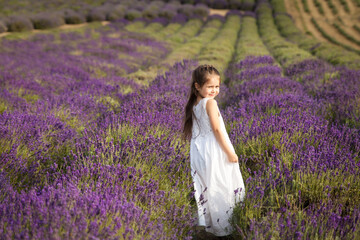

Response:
(195, 74), (220, 101)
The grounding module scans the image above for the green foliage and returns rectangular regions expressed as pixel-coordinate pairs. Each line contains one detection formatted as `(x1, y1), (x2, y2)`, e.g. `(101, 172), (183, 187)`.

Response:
(125, 9), (142, 21)
(6, 16), (34, 32)
(355, 0), (360, 7)
(165, 18), (221, 66)
(0, 0), (107, 17)
(2, 21), (102, 41)
(198, 14), (242, 75)
(0, 100), (7, 113)
(302, 0), (310, 13)
(137, 22), (164, 37)
(242, 0), (256, 11)
(31, 14), (65, 29)
(324, 0), (337, 14)
(270, 0), (287, 12)
(15, 87), (40, 103)
(165, 18), (203, 47)
(63, 9), (86, 24)
(354, 24), (360, 34)
(234, 16), (272, 62)
(126, 67), (162, 86)
(257, 3), (315, 68)
(52, 107), (86, 133)
(339, 0), (350, 12)
(313, 0), (324, 15)
(193, 4), (209, 17)
(124, 20), (146, 32)
(154, 22), (182, 41)
(106, 4), (126, 21)
(126, 19), (203, 84)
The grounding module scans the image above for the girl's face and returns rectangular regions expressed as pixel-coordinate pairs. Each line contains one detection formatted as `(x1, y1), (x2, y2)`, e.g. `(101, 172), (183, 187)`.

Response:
(195, 74), (220, 99)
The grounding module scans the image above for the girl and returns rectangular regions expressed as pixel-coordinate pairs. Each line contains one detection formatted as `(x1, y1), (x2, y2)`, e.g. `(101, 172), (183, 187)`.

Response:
(183, 64), (245, 237)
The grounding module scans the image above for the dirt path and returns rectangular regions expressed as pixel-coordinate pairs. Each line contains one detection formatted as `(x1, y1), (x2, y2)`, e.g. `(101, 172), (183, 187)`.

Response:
(332, 0), (360, 41)
(306, 0), (360, 50)
(332, 0), (356, 26)
(284, 0), (360, 48)
(0, 32), (9, 38)
(208, 9), (229, 16)
(319, 0), (335, 21)
(286, 0), (328, 41)
(58, 22), (92, 30)
(345, 0), (358, 14)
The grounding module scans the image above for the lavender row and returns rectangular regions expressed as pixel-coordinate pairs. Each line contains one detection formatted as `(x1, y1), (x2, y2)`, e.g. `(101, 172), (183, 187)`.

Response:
(234, 8), (360, 129)
(224, 12), (360, 237)
(125, 18), (204, 83)
(0, 58), (202, 238)
(0, 0), (256, 23)
(0, 17), (217, 237)
(256, 1), (316, 68)
(0, 23), (171, 187)
(0, 1), (209, 33)
(197, 13), (242, 76)
(268, 0), (360, 70)
(224, 55), (360, 239)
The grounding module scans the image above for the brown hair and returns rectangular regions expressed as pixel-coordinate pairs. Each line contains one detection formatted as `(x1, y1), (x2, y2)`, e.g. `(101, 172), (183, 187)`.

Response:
(182, 64), (220, 140)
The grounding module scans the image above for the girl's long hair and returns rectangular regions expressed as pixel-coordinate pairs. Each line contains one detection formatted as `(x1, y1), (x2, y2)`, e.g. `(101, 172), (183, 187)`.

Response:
(182, 64), (220, 140)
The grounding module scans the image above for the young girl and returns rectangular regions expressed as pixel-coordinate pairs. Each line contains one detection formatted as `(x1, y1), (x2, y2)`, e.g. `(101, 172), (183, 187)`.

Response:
(183, 64), (245, 237)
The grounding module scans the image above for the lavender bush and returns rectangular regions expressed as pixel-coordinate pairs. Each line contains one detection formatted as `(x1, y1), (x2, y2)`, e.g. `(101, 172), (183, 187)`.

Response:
(0, 22), (199, 237)
(177, 4), (197, 18)
(228, 0), (242, 9)
(158, 5), (178, 20)
(193, 3), (209, 17)
(225, 55), (360, 239)
(31, 13), (65, 29)
(106, 4), (126, 21)
(125, 9), (143, 21)
(63, 9), (86, 24)
(86, 7), (108, 22)
(5, 15), (33, 32)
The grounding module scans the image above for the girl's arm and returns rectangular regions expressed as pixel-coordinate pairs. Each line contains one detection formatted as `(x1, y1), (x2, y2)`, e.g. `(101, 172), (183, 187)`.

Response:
(206, 99), (238, 163)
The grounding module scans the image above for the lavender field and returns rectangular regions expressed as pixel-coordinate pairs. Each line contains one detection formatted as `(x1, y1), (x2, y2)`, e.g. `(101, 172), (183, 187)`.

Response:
(1, 0), (360, 239)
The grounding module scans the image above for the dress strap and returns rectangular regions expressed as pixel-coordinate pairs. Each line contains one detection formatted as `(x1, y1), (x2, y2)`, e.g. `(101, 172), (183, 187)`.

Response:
(201, 97), (210, 111)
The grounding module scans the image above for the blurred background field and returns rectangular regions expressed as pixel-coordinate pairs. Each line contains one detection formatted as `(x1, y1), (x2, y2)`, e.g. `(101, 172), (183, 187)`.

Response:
(0, 0), (360, 239)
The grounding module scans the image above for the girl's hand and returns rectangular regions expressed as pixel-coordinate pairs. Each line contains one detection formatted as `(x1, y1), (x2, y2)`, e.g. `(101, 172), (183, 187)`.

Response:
(227, 152), (238, 163)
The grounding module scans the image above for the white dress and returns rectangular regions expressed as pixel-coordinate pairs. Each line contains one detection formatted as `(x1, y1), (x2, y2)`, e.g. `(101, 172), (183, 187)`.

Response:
(190, 97), (245, 236)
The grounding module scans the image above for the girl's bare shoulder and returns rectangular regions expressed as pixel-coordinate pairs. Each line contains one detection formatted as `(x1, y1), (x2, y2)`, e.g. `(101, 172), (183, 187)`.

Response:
(206, 98), (218, 107)
(205, 98), (219, 115)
